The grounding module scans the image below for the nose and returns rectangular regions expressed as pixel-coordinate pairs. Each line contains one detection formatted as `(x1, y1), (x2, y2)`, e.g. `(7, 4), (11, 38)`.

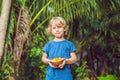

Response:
(55, 27), (59, 31)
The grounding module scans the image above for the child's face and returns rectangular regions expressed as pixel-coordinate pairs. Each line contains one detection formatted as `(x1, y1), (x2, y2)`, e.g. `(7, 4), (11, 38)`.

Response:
(51, 22), (66, 38)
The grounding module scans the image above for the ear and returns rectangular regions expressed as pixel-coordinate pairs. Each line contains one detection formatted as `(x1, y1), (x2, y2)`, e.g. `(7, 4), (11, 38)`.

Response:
(64, 25), (68, 31)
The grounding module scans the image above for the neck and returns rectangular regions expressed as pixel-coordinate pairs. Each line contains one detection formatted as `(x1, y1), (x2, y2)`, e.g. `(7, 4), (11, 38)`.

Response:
(54, 37), (65, 41)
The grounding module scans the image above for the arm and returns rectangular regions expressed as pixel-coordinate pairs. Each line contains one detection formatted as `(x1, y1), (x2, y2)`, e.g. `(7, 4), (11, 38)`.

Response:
(66, 52), (77, 64)
(42, 53), (58, 68)
(42, 53), (50, 64)
(58, 52), (77, 68)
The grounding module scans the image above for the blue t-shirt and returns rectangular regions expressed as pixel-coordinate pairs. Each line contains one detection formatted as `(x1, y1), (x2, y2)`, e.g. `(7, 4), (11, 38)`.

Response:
(42, 39), (76, 80)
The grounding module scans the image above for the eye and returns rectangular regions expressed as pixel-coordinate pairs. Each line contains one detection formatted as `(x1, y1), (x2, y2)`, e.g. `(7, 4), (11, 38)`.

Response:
(52, 26), (56, 29)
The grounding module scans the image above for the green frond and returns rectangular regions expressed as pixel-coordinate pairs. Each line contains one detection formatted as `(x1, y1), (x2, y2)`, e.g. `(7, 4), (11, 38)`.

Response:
(30, 0), (53, 26)
(110, 14), (120, 24)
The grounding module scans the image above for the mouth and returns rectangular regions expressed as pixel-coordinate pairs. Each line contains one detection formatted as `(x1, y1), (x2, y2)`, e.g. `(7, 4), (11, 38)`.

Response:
(55, 33), (60, 34)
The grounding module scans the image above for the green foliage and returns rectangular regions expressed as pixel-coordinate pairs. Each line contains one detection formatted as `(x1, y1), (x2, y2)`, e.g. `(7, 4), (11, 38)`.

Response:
(97, 74), (117, 80)
(1, 0), (120, 79)
(0, 52), (14, 80)
(15, 0), (26, 7)
(75, 61), (91, 80)
(25, 27), (48, 80)
(28, 47), (47, 80)
(0, 63), (10, 79)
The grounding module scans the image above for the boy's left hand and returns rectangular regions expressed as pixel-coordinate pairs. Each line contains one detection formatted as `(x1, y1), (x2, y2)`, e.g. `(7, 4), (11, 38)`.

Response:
(58, 59), (66, 68)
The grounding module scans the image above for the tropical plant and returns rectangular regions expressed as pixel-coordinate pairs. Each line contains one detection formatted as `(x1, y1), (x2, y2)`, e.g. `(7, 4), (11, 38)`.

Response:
(97, 74), (117, 80)
(75, 61), (91, 80)
(0, 0), (120, 80)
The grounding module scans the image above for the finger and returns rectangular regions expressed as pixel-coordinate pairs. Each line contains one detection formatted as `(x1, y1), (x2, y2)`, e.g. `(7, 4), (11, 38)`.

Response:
(58, 65), (63, 68)
(58, 62), (65, 68)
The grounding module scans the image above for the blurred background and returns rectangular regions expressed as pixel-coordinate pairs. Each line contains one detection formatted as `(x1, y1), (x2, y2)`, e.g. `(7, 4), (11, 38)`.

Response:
(0, 0), (120, 80)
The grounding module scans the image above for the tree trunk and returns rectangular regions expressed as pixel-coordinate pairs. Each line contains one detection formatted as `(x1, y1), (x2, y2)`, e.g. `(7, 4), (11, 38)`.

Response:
(0, 0), (11, 65)
(100, 61), (108, 76)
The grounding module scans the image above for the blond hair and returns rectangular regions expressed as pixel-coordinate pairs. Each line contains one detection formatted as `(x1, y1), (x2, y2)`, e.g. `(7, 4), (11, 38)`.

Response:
(47, 16), (68, 34)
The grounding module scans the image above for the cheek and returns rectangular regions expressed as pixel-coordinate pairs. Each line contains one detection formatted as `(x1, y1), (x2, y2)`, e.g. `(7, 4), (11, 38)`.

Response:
(60, 28), (65, 31)
(51, 28), (55, 31)
(52, 29), (55, 32)
(51, 29), (56, 34)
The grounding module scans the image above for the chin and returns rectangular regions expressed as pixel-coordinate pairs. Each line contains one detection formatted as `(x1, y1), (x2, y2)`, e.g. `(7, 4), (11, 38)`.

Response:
(55, 36), (63, 38)
(56, 37), (62, 38)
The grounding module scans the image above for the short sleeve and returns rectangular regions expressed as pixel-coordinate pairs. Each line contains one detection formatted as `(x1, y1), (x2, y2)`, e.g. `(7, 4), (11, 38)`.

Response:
(42, 42), (50, 54)
(69, 42), (76, 53)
